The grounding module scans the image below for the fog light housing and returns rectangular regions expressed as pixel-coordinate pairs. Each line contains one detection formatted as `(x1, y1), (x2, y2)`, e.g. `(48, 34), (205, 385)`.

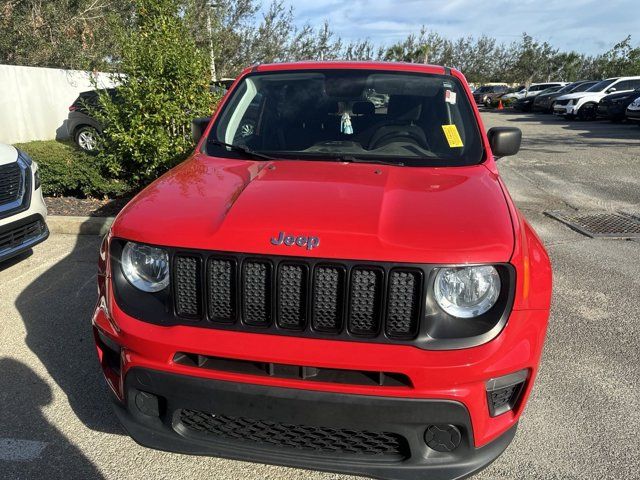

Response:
(135, 391), (161, 417)
(424, 424), (461, 452)
(486, 369), (528, 417)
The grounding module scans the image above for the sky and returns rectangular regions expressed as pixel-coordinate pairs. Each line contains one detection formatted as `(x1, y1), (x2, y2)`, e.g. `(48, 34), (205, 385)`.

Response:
(274, 0), (638, 55)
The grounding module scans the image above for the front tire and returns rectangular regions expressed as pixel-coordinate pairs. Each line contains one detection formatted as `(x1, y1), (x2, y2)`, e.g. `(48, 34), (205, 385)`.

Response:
(74, 126), (99, 152)
(577, 103), (597, 121)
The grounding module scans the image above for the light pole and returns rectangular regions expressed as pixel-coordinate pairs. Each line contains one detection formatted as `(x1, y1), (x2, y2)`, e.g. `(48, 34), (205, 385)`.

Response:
(207, 1), (219, 82)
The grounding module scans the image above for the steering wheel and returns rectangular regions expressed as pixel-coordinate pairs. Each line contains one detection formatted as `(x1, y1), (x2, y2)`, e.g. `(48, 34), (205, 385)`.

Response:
(369, 130), (428, 150)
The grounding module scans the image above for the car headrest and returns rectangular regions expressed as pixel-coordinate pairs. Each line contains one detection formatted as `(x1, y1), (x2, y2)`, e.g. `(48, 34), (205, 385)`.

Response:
(352, 101), (375, 115)
(318, 100), (339, 115)
(387, 95), (423, 121)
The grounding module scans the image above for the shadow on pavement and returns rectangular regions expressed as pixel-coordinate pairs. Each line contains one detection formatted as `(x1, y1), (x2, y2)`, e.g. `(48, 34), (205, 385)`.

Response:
(0, 357), (105, 479)
(14, 233), (122, 435)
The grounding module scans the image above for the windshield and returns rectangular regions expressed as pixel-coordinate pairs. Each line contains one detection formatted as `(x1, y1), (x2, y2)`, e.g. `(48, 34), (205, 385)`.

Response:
(540, 86), (561, 95)
(571, 81), (598, 93)
(586, 79), (616, 92)
(207, 70), (483, 166)
(557, 83), (576, 94)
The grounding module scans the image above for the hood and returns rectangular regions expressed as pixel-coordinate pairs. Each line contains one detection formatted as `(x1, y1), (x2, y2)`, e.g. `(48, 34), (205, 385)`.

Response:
(558, 91), (605, 102)
(0, 143), (18, 166)
(112, 155), (515, 264)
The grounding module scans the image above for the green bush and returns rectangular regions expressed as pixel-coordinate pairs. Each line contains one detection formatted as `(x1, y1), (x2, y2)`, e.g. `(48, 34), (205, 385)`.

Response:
(14, 140), (127, 198)
(94, 0), (217, 188)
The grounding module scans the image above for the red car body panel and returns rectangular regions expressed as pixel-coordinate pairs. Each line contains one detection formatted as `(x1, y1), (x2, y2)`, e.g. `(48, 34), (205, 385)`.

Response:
(93, 61), (552, 479)
(113, 159), (514, 264)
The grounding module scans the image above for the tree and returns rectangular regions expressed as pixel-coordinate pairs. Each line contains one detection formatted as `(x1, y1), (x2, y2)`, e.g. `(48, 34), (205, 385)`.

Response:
(95, 0), (216, 188)
(0, 0), (131, 70)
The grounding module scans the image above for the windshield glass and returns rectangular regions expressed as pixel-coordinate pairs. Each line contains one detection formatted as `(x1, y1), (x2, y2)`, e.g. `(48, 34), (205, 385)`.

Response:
(540, 86), (561, 95)
(207, 70), (483, 166)
(586, 79), (616, 92)
(571, 81), (597, 93)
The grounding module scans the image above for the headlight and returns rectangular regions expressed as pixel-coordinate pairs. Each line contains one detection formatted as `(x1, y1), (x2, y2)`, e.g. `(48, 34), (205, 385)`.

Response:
(121, 241), (170, 292)
(434, 266), (501, 318)
(33, 161), (41, 190)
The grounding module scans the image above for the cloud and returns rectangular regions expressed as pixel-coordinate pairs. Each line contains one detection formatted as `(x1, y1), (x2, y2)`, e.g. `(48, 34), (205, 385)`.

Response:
(274, 0), (638, 54)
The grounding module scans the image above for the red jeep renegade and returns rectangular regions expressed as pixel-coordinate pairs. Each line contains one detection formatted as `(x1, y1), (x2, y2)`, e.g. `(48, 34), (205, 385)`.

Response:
(93, 62), (552, 480)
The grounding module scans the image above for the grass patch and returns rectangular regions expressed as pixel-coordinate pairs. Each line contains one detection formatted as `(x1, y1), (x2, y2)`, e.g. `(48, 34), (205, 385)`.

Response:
(14, 140), (128, 198)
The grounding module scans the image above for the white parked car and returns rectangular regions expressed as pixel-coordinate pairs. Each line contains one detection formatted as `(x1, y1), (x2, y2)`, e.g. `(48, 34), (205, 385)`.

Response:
(502, 83), (567, 101)
(626, 95), (640, 124)
(553, 76), (640, 120)
(0, 143), (48, 263)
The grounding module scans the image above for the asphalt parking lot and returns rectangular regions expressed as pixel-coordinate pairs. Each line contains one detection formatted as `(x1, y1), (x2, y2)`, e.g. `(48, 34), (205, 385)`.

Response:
(1, 111), (639, 480)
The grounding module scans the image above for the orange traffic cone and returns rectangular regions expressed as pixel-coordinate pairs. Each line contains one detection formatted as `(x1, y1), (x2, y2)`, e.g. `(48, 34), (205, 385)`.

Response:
(497, 99), (504, 110)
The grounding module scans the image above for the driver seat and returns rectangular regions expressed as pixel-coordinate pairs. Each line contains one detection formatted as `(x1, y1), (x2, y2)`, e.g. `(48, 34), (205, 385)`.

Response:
(367, 95), (428, 149)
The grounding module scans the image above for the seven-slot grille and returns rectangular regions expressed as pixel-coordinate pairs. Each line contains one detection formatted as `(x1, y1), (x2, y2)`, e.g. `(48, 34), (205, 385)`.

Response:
(172, 253), (424, 343)
(0, 162), (23, 206)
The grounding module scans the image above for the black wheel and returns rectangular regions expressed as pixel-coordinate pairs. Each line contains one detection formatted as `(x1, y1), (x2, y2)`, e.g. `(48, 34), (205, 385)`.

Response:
(577, 103), (597, 121)
(74, 126), (99, 152)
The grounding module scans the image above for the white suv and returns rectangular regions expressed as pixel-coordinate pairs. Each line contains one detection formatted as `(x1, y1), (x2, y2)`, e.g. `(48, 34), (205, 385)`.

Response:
(553, 76), (640, 119)
(0, 143), (48, 262)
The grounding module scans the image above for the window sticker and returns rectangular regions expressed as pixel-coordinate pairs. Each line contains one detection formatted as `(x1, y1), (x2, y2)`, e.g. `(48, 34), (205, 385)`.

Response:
(445, 90), (457, 105)
(442, 124), (464, 148)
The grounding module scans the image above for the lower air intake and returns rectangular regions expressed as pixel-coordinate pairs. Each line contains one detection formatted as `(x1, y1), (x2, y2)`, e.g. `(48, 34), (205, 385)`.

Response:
(177, 409), (409, 459)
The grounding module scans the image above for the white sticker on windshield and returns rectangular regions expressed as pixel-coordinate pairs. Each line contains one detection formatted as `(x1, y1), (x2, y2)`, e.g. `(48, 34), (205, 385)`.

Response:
(445, 90), (457, 105)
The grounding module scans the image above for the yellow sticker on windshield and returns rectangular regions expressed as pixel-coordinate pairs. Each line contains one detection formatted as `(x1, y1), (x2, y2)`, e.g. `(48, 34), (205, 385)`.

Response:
(442, 124), (464, 148)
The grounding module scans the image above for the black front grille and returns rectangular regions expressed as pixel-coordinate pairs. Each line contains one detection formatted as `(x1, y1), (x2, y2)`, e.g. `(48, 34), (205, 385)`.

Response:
(0, 162), (23, 206)
(555, 99), (570, 106)
(242, 260), (272, 325)
(0, 217), (44, 253)
(174, 255), (201, 317)
(386, 270), (421, 338)
(171, 252), (425, 344)
(348, 268), (383, 335)
(277, 263), (308, 329)
(207, 258), (236, 321)
(312, 265), (345, 332)
(178, 409), (409, 458)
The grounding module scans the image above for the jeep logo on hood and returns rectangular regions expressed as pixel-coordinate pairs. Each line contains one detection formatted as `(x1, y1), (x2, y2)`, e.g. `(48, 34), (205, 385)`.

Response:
(271, 232), (320, 250)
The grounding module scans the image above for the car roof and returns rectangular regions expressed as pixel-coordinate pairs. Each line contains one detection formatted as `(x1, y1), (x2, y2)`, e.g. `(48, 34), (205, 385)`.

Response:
(248, 61), (450, 76)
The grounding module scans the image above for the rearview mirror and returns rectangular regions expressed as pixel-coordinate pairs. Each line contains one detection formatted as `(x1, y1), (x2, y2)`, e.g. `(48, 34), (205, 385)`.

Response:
(487, 127), (522, 158)
(192, 116), (211, 143)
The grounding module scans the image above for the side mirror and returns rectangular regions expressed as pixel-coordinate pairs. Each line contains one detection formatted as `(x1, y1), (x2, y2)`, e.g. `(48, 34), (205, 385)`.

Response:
(487, 127), (522, 158)
(606, 87), (617, 94)
(192, 116), (211, 143)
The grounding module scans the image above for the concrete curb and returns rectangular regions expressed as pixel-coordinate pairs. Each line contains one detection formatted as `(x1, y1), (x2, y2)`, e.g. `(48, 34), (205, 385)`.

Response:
(47, 215), (114, 236)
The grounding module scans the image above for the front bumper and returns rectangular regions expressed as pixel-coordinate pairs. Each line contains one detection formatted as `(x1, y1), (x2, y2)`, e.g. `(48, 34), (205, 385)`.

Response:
(115, 367), (517, 480)
(553, 104), (575, 116)
(626, 109), (640, 122)
(93, 276), (548, 480)
(0, 213), (49, 262)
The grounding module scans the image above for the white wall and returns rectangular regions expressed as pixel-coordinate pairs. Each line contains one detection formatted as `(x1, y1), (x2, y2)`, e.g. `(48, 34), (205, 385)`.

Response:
(0, 64), (116, 144)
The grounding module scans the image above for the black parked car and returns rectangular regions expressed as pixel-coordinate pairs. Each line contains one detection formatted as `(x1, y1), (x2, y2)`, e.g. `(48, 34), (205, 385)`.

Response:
(533, 80), (598, 113)
(67, 89), (116, 152)
(597, 88), (640, 122)
(514, 86), (562, 112)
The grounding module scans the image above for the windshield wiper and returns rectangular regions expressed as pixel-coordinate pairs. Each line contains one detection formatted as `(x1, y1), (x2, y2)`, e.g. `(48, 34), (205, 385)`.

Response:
(210, 139), (276, 161)
(331, 155), (405, 167)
